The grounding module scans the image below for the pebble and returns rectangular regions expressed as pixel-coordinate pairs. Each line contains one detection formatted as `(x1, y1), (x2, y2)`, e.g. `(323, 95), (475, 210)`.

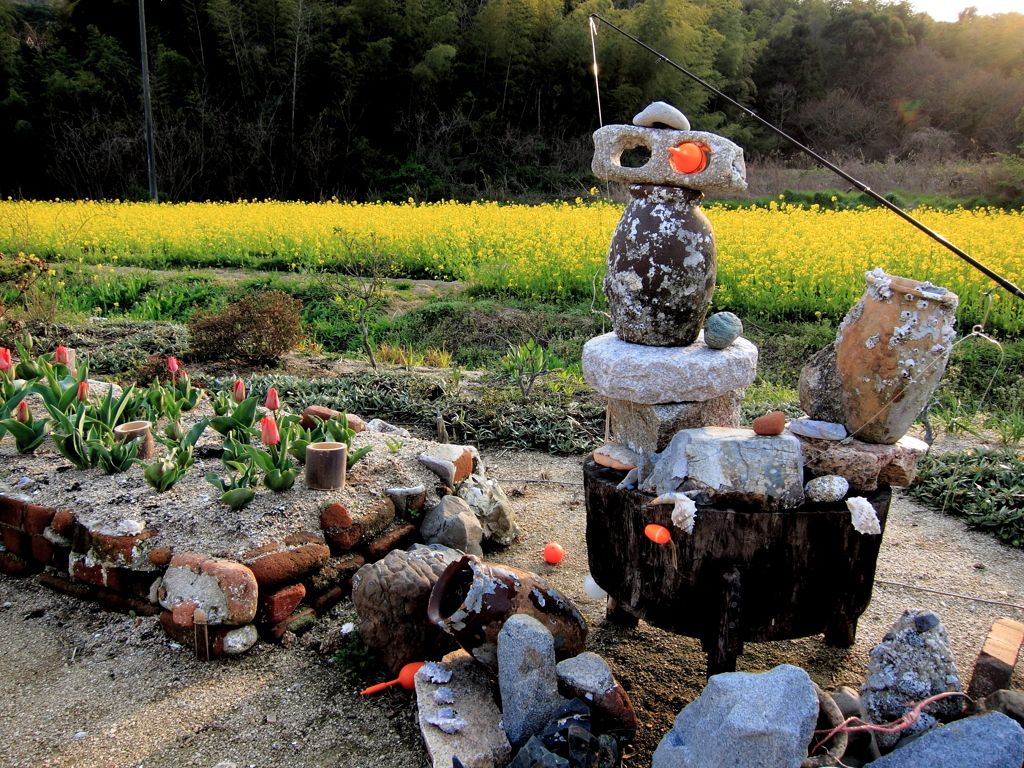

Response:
(752, 410), (785, 435)
(805, 475), (850, 503)
(632, 101), (691, 131)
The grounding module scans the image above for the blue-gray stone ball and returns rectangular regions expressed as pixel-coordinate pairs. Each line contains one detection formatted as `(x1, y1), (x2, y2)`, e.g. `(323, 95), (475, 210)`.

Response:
(703, 312), (743, 349)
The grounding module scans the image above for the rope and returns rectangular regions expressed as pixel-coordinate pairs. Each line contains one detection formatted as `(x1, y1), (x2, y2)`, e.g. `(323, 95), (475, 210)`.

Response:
(875, 579), (1024, 612)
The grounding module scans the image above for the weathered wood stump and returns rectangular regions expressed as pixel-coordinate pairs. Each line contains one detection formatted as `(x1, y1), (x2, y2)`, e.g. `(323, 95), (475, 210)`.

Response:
(583, 459), (891, 676)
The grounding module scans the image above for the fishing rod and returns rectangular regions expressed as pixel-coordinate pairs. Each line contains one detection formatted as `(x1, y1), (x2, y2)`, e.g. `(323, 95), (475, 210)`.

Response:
(587, 13), (1024, 304)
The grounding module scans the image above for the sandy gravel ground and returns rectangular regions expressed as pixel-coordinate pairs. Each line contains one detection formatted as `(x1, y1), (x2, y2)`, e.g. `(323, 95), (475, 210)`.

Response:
(2, 445), (1023, 768)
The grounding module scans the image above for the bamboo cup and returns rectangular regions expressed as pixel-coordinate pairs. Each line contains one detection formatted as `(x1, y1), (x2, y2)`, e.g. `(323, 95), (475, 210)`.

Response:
(114, 420), (155, 460)
(305, 442), (346, 490)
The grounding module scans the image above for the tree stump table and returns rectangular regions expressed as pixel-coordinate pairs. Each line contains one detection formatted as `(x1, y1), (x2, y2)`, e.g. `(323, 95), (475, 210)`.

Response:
(583, 459), (891, 676)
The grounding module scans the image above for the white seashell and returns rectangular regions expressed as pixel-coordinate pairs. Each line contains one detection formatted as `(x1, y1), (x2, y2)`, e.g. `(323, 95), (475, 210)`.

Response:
(847, 496), (881, 535)
(633, 101), (690, 131)
(652, 492), (698, 534)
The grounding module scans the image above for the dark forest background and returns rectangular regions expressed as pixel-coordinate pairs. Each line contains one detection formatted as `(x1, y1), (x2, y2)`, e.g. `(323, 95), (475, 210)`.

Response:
(0, 0), (1022, 202)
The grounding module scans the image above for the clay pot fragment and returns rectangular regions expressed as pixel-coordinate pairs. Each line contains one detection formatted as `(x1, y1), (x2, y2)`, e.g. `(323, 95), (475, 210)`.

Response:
(427, 555), (588, 672)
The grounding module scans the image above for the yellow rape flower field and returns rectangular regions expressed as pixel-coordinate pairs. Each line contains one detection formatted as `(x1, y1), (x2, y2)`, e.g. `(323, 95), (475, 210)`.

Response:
(1, 199), (1021, 333)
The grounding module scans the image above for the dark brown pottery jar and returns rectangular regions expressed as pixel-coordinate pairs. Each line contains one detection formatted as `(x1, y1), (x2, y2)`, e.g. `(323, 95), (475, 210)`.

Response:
(604, 184), (716, 347)
(426, 554), (588, 671)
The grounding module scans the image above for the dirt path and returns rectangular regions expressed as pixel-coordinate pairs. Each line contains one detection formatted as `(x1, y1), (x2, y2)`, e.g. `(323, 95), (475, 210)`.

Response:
(3, 446), (1024, 768)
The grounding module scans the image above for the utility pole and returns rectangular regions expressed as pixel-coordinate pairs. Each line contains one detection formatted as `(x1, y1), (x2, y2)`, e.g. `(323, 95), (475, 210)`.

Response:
(139, 0), (157, 202)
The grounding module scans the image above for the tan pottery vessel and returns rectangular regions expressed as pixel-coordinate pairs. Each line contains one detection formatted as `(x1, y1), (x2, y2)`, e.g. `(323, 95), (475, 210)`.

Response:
(836, 270), (958, 444)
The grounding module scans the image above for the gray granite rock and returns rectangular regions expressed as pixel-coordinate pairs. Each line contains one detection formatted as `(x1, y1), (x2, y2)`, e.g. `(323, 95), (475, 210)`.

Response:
(420, 496), (483, 556)
(556, 652), (637, 739)
(499, 614), (562, 749)
(592, 125), (747, 194)
(415, 649), (512, 768)
(642, 426), (805, 511)
(652, 664), (818, 768)
(861, 609), (964, 751)
(608, 391), (743, 455)
(867, 712), (1023, 768)
(804, 475), (850, 503)
(583, 332), (758, 405)
(365, 418), (411, 437)
(457, 473), (520, 546)
(788, 417), (847, 441)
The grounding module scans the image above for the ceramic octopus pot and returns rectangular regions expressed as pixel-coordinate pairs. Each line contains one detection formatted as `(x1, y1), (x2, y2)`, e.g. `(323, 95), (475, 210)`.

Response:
(836, 269), (958, 444)
(604, 184), (716, 347)
(426, 554), (588, 671)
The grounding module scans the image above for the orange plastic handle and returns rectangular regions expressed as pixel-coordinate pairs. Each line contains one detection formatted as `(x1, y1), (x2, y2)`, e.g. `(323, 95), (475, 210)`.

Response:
(360, 678), (400, 695)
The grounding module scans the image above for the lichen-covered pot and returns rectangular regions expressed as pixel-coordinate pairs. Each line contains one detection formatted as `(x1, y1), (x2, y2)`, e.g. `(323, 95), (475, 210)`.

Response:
(426, 554), (588, 671)
(835, 269), (958, 444)
(605, 184), (716, 347)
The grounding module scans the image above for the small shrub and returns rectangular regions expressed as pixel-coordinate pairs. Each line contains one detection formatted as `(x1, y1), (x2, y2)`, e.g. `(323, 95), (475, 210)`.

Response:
(188, 290), (303, 364)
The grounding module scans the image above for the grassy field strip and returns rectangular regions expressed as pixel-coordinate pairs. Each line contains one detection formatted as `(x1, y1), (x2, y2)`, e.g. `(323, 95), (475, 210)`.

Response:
(1, 200), (1021, 332)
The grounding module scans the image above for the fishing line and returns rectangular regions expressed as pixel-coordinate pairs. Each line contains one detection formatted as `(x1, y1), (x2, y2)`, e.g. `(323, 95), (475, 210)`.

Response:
(586, 13), (1024, 304)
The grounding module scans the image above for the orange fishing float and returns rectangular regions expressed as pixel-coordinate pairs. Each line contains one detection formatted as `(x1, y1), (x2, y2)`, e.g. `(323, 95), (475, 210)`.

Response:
(360, 661), (425, 695)
(668, 142), (707, 174)
(543, 542), (565, 565)
(644, 524), (678, 569)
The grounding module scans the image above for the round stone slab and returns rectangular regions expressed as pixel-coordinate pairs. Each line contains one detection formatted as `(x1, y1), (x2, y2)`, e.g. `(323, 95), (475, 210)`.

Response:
(582, 331), (758, 404)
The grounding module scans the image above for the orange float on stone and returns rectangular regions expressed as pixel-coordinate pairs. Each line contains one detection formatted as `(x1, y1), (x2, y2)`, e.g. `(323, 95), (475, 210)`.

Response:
(668, 142), (707, 174)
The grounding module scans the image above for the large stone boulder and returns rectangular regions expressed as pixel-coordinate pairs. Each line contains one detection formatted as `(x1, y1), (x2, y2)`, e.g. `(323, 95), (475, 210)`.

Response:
(351, 547), (462, 674)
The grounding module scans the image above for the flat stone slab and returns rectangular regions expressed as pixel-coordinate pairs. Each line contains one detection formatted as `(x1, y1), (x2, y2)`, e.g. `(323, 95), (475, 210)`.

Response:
(592, 125), (747, 194)
(583, 332), (757, 405)
(641, 427), (804, 511)
(866, 712), (1023, 768)
(793, 432), (928, 490)
(415, 649), (512, 768)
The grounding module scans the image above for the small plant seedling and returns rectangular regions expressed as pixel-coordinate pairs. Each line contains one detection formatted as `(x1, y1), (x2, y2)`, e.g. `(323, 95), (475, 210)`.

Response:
(385, 436), (404, 453)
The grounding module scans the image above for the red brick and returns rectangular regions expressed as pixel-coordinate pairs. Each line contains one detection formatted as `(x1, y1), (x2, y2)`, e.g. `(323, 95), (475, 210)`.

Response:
(364, 524), (419, 561)
(2, 525), (28, 555)
(169, 551), (209, 571)
(23, 504), (57, 535)
(69, 555), (151, 596)
(356, 499), (396, 539)
(50, 546), (70, 572)
(85, 528), (156, 567)
(149, 548), (173, 565)
(324, 523), (362, 553)
(320, 503), (353, 529)
(299, 405), (341, 430)
(0, 551), (36, 576)
(266, 607), (316, 640)
(0, 496), (25, 528)
(200, 559), (259, 625)
(51, 510), (77, 537)
(95, 589), (161, 616)
(452, 447), (474, 482)
(309, 585), (346, 614)
(306, 553), (365, 593)
(260, 583), (306, 624)
(39, 569), (96, 600)
(159, 611), (250, 658)
(172, 599), (200, 626)
(29, 535), (54, 565)
(969, 617), (1024, 699)
(284, 531), (326, 547)
(240, 542), (282, 560)
(246, 541), (330, 588)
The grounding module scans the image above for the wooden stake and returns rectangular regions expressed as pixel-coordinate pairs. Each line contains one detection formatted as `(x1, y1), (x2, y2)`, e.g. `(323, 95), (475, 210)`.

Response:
(305, 442), (346, 489)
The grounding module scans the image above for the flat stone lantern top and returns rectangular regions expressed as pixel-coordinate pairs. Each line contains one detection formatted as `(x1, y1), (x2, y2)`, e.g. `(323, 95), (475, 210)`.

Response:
(591, 124), (747, 194)
(582, 331), (758, 404)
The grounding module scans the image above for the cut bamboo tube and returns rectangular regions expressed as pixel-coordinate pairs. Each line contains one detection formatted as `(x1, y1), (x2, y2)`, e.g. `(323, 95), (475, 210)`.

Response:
(114, 420), (155, 460)
(305, 442), (346, 489)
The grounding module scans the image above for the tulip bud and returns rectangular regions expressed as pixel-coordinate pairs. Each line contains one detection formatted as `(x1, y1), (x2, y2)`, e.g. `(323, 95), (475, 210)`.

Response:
(76, 381), (90, 402)
(260, 416), (280, 446)
(167, 356), (179, 373)
(166, 420), (185, 441)
(55, 346), (71, 365)
(0, 347), (11, 371)
(265, 387), (280, 411)
(16, 400), (30, 423)
(233, 380), (246, 403)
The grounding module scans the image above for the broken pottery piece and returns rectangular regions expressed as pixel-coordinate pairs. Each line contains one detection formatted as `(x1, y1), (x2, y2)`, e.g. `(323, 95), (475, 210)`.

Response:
(426, 554), (587, 672)
(836, 269), (958, 444)
(593, 443), (640, 471)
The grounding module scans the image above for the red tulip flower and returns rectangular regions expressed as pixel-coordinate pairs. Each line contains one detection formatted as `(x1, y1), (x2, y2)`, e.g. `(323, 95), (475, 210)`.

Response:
(265, 387), (280, 411)
(55, 346), (71, 366)
(167, 356), (179, 373)
(16, 400), (30, 423)
(0, 347), (11, 372)
(76, 381), (90, 402)
(233, 380), (246, 403)
(260, 416), (280, 446)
